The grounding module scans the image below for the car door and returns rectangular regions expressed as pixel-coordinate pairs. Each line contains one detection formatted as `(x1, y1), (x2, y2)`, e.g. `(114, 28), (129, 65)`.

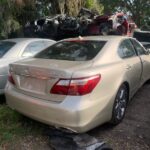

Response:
(118, 39), (142, 95)
(131, 39), (150, 83)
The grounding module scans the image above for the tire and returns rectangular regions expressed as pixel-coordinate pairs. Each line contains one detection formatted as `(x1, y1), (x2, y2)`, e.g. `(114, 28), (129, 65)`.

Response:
(111, 84), (128, 125)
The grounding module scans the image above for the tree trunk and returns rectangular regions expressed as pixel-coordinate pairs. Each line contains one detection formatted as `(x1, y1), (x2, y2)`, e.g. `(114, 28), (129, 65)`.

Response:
(50, 0), (85, 16)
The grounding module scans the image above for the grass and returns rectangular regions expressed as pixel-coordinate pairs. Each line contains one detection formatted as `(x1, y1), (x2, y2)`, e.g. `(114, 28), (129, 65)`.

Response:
(0, 97), (47, 147)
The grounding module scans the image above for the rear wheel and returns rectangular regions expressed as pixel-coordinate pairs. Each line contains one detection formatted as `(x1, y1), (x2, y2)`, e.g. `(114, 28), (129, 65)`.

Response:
(111, 84), (128, 125)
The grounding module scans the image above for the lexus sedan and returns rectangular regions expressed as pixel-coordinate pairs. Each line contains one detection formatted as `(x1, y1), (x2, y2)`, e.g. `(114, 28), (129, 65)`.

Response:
(5, 36), (150, 133)
(0, 38), (55, 95)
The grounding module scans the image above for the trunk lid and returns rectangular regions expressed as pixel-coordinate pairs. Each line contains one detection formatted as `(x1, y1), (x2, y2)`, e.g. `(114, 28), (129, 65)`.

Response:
(10, 58), (92, 102)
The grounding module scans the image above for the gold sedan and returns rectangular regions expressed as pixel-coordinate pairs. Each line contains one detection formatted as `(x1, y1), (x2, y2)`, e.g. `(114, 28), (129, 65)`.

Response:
(5, 36), (150, 133)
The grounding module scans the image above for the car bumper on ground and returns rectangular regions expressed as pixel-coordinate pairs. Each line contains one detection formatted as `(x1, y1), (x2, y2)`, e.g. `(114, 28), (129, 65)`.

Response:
(5, 83), (114, 133)
(0, 74), (8, 95)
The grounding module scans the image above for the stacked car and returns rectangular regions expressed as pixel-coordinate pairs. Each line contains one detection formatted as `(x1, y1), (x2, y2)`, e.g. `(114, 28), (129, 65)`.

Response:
(23, 8), (137, 40)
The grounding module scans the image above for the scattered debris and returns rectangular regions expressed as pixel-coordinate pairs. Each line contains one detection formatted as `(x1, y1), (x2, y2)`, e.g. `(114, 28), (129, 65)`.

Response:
(47, 128), (113, 150)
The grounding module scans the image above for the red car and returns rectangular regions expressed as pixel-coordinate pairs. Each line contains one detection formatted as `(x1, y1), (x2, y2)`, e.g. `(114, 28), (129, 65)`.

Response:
(87, 12), (137, 36)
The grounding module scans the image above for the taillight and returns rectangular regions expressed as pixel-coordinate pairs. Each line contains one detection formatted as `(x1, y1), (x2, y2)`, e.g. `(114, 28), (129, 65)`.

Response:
(8, 74), (15, 85)
(51, 75), (100, 96)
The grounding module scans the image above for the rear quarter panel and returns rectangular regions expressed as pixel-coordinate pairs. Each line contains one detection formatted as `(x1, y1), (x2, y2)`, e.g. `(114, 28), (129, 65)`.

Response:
(72, 60), (128, 122)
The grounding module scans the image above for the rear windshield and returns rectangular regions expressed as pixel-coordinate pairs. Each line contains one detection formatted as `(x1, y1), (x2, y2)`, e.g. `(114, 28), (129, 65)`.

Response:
(35, 40), (106, 61)
(0, 41), (16, 58)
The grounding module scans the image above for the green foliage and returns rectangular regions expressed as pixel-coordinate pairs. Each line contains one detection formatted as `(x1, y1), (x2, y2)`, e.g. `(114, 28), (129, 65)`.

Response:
(85, 0), (104, 14)
(99, 0), (150, 27)
(0, 104), (46, 145)
(0, 0), (38, 39)
(0, 0), (21, 39)
(0, 0), (149, 38)
(0, 105), (23, 144)
(0, 18), (21, 39)
(99, 0), (121, 13)
(85, 0), (95, 8)
(0, 0), (87, 39)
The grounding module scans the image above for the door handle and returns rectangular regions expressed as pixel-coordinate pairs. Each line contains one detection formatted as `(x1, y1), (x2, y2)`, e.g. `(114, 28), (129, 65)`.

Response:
(126, 65), (132, 70)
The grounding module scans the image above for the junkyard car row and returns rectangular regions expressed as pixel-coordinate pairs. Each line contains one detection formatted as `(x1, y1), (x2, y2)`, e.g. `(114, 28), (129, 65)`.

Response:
(1, 35), (150, 133)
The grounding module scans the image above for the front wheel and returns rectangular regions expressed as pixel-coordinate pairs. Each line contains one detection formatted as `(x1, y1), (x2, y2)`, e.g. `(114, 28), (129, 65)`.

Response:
(111, 84), (128, 125)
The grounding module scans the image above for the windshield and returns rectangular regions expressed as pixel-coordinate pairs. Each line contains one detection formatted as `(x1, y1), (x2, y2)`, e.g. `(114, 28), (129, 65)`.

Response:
(35, 40), (106, 61)
(0, 41), (16, 58)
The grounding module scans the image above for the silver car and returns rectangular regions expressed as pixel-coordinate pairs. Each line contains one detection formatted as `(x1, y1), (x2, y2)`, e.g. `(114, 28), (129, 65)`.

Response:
(5, 36), (150, 133)
(0, 38), (55, 94)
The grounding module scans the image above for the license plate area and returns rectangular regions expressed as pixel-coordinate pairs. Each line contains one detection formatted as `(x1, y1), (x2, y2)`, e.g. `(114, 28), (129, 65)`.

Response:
(19, 76), (46, 94)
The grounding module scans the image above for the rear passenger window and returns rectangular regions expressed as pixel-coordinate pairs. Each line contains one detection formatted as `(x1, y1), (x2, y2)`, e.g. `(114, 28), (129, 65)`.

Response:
(118, 39), (136, 58)
(22, 41), (45, 57)
(131, 39), (147, 55)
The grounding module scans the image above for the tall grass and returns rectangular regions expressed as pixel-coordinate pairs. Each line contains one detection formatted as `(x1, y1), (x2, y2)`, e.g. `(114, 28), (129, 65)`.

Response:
(0, 104), (47, 146)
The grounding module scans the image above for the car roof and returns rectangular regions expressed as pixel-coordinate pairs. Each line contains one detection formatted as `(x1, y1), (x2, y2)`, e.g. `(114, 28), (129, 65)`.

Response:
(3, 38), (54, 43)
(63, 35), (130, 42)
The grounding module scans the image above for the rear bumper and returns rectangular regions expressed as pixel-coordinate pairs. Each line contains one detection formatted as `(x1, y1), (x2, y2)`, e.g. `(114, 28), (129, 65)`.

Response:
(5, 83), (113, 133)
(0, 74), (8, 94)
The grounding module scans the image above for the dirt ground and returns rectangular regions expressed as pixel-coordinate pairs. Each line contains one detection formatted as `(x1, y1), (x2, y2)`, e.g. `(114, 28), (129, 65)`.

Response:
(89, 83), (150, 150)
(1, 83), (150, 150)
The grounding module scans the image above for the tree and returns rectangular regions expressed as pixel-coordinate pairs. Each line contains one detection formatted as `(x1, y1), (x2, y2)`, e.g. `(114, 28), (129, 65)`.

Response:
(85, 0), (103, 15)
(99, 0), (150, 27)
(34, 0), (85, 16)
(0, 0), (104, 39)
(120, 0), (150, 27)
(36, 0), (103, 16)
(0, 0), (21, 38)
(48, 0), (85, 16)
(0, 0), (37, 38)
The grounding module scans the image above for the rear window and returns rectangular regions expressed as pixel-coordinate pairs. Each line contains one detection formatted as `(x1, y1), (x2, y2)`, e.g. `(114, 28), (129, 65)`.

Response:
(35, 40), (106, 61)
(0, 41), (16, 58)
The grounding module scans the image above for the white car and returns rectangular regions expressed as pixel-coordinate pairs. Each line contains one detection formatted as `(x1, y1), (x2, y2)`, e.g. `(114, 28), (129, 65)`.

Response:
(0, 38), (55, 95)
